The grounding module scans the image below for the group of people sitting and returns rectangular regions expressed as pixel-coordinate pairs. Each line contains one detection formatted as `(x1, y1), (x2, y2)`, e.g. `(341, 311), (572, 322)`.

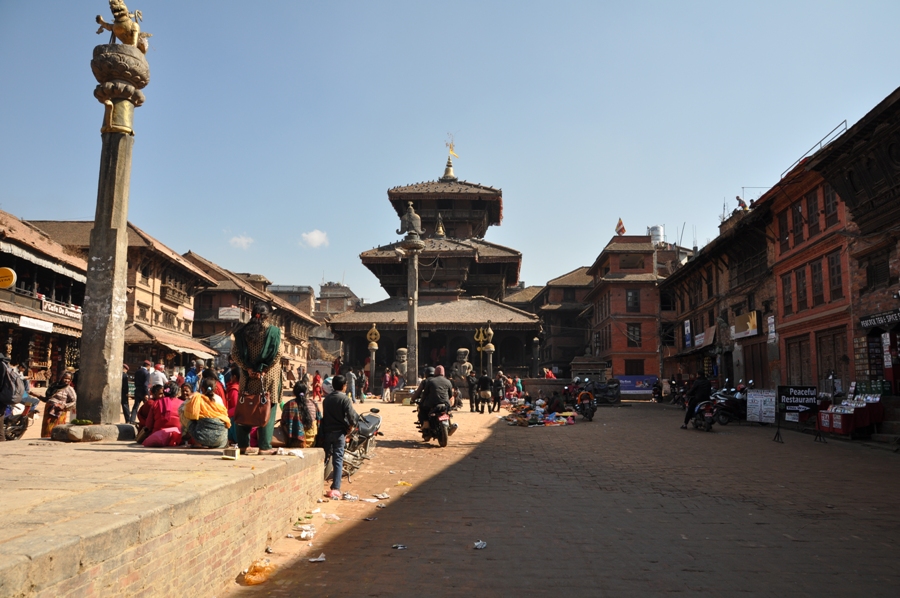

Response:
(131, 364), (323, 451)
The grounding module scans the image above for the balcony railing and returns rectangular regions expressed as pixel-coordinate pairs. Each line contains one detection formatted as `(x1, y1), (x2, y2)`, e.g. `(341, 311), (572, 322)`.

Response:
(160, 284), (189, 305)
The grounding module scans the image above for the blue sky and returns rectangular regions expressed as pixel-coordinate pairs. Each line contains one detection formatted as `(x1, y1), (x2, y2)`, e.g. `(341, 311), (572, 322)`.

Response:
(2, 1), (899, 304)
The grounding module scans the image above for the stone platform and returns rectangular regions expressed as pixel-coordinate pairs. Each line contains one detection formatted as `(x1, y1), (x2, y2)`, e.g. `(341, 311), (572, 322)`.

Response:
(0, 441), (323, 598)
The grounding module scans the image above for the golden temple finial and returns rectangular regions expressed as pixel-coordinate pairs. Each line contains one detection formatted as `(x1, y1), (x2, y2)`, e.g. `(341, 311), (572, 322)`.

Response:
(441, 134), (459, 181)
(435, 213), (446, 238)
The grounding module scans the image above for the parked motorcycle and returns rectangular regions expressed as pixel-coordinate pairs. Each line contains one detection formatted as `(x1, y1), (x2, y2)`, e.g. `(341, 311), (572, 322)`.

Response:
(324, 407), (383, 482)
(713, 379), (751, 425)
(669, 379), (688, 409)
(415, 401), (457, 447)
(584, 378), (621, 404)
(3, 402), (36, 440)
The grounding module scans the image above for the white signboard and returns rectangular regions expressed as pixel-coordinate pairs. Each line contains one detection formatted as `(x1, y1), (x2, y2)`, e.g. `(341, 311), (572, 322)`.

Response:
(19, 316), (53, 333)
(746, 389), (776, 424)
(882, 332), (892, 369)
(218, 307), (242, 320)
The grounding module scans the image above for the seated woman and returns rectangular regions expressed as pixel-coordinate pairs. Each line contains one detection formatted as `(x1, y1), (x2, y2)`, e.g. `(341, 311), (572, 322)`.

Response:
(136, 384), (164, 431)
(139, 383), (183, 446)
(281, 382), (320, 448)
(41, 371), (77, 438)
(183, 378), (231, 449)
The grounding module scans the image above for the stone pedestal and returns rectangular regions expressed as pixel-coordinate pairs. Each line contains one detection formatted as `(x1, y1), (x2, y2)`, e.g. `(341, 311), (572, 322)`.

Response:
(77, 44), (149, 424)
(400, 237), (425, 383)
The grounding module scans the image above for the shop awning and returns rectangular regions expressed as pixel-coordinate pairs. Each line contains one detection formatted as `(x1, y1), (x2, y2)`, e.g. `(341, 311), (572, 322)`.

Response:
(161, 342), (215, 360)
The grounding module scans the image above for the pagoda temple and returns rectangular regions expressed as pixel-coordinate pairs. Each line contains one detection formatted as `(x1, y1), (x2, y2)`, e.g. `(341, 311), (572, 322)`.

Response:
(329, 158), (540, 377)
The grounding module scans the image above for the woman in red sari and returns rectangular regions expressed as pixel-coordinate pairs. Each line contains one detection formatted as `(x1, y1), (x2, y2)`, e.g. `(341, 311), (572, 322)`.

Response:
(312, 370), (323, 401)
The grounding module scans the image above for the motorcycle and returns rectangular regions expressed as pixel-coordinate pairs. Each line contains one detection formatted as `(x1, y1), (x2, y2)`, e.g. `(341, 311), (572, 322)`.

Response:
(574, 389), (596, 421)
(324, 407), (383, 482)
(669, 379), (688, 409)
(714, 380), (751, 425)
(3, 402), (36, 440)
(415, 401), (457, 447)
(691, 398), (716, 432)
(651, 382), (663, 403)
(584, 378), (621, 404)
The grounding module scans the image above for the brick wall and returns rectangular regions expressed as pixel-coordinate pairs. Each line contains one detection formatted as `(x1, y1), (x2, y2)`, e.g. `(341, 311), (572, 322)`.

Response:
(32, 451), (323, 598)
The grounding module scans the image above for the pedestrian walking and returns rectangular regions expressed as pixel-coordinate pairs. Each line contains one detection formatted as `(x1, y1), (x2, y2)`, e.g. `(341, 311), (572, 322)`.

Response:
(347, 368), (357, 403)
(121, 364), (131, 423)
(320, 375), (358, 500)
(467, 372), (478, 412)
(41, 371), (76, 438)
(381, 368), (392, 402)
(476, 372), (491, 414)
(490, 371), (506, 413)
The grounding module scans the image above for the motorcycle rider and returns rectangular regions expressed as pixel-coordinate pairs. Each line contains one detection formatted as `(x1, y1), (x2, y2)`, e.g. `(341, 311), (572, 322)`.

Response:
(681, 371), (712, 429)
(416, 366), (454, 429)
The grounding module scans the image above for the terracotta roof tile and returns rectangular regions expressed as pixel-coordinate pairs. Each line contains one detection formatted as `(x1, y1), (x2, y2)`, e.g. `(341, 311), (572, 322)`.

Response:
(504, 285), (543, 304)
(546, 266), (592, 287)
(28, 221), (217, 286)
(0, 211), (87, 274)
(328, 296), (539, 331)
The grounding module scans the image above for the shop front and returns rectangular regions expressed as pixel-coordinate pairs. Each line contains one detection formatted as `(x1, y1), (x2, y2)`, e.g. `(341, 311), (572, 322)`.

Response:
(855, 309), (900, 395)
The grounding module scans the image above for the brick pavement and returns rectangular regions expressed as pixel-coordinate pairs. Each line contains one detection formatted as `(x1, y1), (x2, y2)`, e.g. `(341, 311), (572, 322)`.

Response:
(226, 400), (900, 597)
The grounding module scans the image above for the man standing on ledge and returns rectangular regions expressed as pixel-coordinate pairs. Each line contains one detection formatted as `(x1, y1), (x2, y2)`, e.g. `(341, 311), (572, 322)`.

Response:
(321, 375), (358, 500)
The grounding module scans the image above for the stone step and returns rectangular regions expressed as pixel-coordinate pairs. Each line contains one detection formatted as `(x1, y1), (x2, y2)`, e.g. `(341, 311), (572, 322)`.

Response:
(879, 421), (900, 435)
(871, 433), (900, 444)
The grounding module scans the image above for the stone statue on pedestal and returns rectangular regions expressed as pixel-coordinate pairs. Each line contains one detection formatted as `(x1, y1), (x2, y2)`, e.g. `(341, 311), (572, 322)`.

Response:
(450, 348), (473, 399)
(391, 348), (409, 387)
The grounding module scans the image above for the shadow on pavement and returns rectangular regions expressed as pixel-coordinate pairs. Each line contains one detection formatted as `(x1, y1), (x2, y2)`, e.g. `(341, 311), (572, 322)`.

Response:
(230, 403), (900, 597)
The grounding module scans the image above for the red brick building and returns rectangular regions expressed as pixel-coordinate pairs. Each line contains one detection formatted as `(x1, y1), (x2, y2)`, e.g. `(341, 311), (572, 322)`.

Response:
(771, 165), (855, 393)
(808, 85), (900, 394)
(530, 267), (593, 378)
(585, 236), (664, 381)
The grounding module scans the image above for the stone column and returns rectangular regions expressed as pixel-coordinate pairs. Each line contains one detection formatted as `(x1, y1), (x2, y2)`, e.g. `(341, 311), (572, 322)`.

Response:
(78, 43), (149, 424)
(405, 245), (423, 384)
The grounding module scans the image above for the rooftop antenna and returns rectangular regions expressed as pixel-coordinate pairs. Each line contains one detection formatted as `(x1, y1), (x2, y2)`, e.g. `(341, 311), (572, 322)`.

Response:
(677, 222), (686, 248)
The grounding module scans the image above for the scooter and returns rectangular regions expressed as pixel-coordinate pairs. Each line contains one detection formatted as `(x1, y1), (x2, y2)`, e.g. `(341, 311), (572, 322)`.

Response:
(3, 402), (36, 440)
(574, 390), (596, 421)
(670, 380), (687, 409)
(691, 399), (716, 432)
(324, 407), (383, 482)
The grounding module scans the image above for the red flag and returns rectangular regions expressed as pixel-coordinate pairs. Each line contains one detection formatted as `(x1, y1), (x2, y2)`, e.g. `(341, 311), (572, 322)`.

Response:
(615, 218), (626, 235)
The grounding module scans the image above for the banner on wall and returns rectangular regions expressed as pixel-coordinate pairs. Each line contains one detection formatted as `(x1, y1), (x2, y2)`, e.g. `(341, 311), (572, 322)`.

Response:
(617, 375), (658, 394)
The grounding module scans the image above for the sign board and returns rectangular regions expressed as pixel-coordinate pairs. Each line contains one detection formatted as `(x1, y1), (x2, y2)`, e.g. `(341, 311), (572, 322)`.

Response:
(42, 299), (82, 320)
(746, 389), (776, 423)
(218, 307), (242, 320)
(883, 332), (892, 369)
(617, 375), (658, 394)
(778, 385), (818, 412)
(183, 308), (194, 322)
(19, 316), (53, 333)
(733, 311), (760, 339)
(694, 331), (705, 347)
(767, 315), (776, 342)
(860, 309), (900, 329)
(0, 267), (16, 289)
(684, 320), (692, 348)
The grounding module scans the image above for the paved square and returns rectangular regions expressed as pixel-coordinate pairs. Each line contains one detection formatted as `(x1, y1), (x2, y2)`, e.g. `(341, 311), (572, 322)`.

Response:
(228, 401), (900, 597)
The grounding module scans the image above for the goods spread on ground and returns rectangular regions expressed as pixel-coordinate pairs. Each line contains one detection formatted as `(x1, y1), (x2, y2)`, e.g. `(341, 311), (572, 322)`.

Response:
(501, 400), (576, 427)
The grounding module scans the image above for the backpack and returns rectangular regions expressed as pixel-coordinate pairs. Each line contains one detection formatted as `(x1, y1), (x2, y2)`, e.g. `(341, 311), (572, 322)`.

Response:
(0, 361), (26, 405)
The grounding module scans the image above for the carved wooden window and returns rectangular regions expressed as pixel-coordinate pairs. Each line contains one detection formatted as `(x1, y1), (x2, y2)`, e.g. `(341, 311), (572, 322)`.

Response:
(791, 202), (805, 245)
(865, 251), (890, 291)
(827, 250), (844, 300)
(824, 184), (839, 228)
(626, 289), (641, 313)
(806, 189), (820, 237)
(810, 259), (825, 306)
(626, 323), (641, 347)
(778, 211), (790, 253)
(795, 267), (808, 311)
(781, 273), (793, 316)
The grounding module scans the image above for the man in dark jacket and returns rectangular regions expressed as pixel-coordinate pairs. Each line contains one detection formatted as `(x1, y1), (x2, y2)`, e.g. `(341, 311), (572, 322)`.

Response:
(121, 364), (131, 423)
(320, 375), (359, 499)
(129, 360), (150, 424)
(682, 371), (712, 428)
(490, 371), (506, 413)
(476, 372), (491, 414)
(466, 372), (478, 412)
(417, 367), (453, 424)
